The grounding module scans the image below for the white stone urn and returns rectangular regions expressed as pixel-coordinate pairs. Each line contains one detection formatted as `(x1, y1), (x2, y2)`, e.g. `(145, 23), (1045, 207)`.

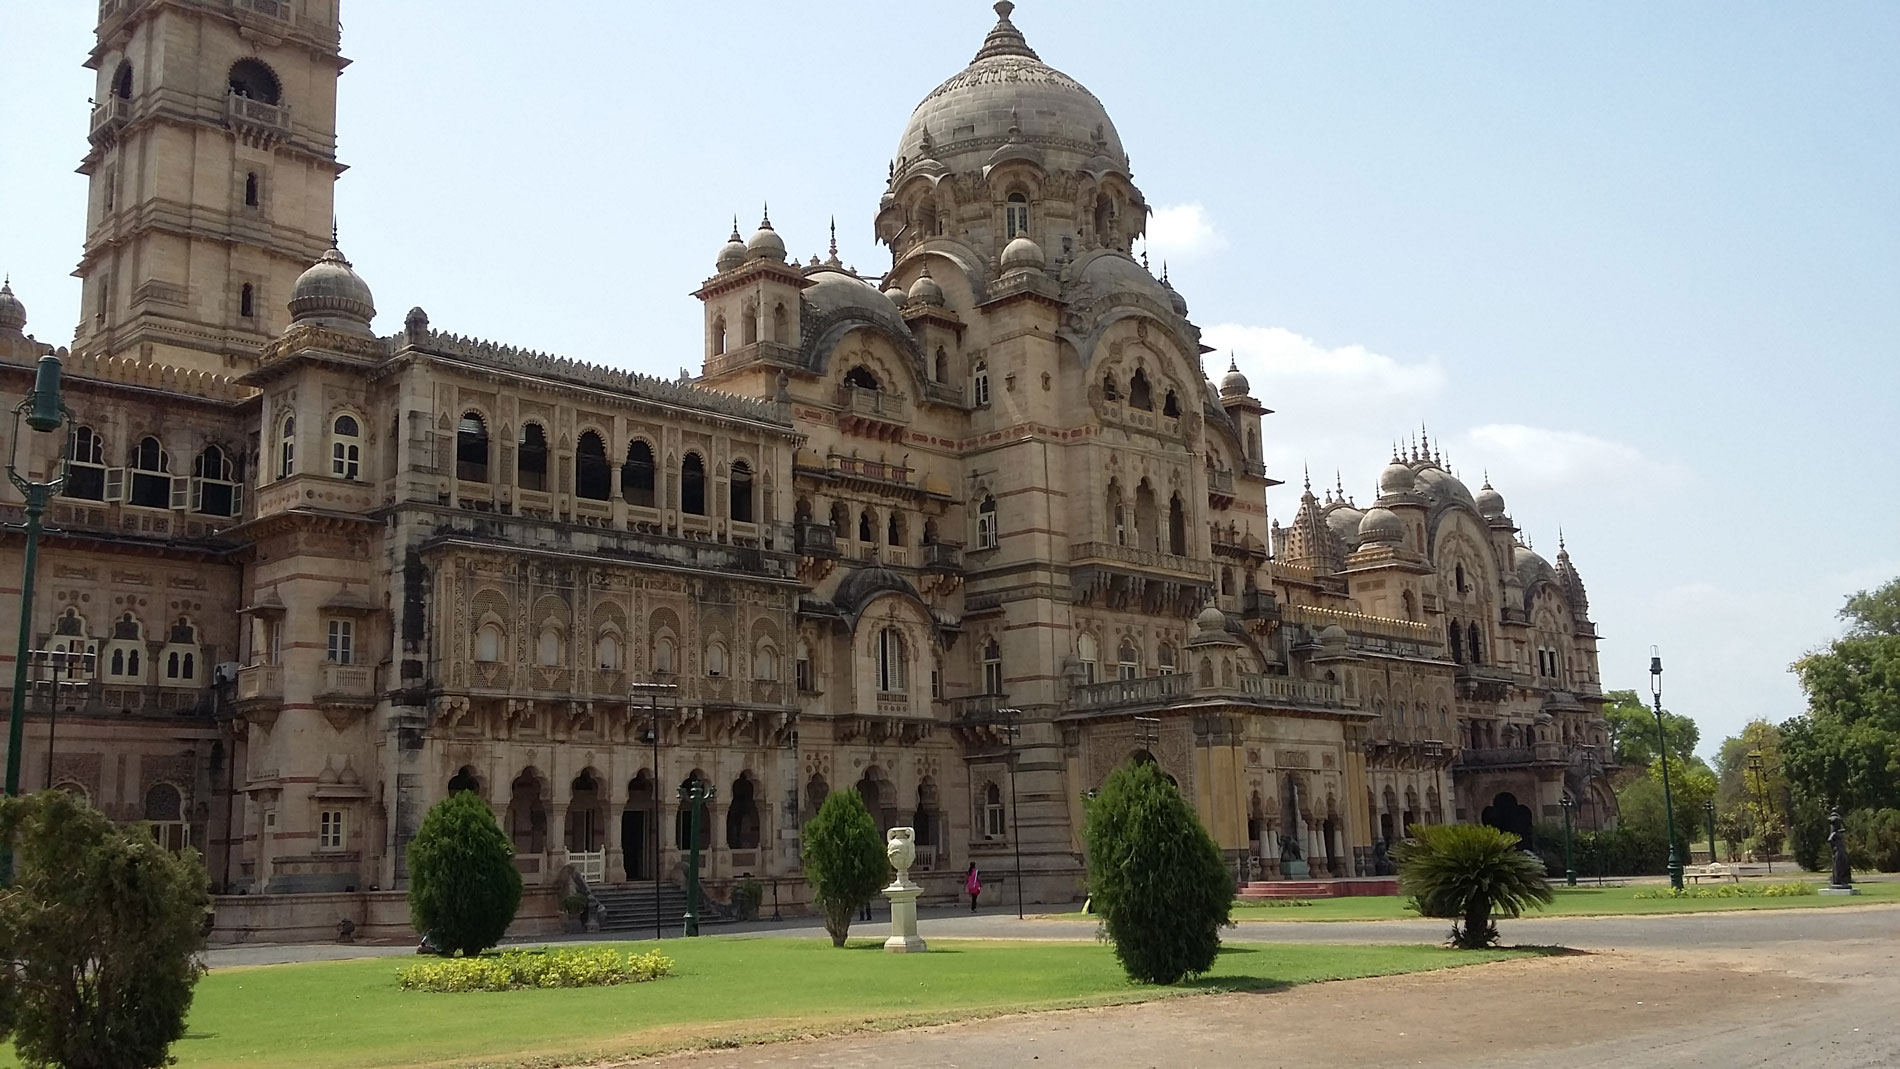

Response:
(886, 826), (918, 888)
(883, 826), (926, 952)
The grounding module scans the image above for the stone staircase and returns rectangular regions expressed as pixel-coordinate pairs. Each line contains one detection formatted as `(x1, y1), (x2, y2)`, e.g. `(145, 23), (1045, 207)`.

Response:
(588, 883), (733, 934)
(1238, 877), (1400, 900)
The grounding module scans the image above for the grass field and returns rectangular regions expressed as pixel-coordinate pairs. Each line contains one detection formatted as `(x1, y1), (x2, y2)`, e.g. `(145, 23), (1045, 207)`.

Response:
(1050, 878), (1900, 922)
(2, 939), (1521, 1069)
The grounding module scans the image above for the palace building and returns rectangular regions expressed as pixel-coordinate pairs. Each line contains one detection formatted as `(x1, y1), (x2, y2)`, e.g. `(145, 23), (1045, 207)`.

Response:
(0, 1), (1613, 937)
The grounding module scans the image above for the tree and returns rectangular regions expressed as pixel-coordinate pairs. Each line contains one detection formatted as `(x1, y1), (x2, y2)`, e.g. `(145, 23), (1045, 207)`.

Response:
(800, 789), (888, 947)
(1783, 577), (1900, 814)
(1394, 823), (1552, 949)
(1602, 688), (1699, 775)
(1714, 720), (1787, 853)
(407, 790), (523, 957)
(0, 790), (208, 1069)
(1084, 760), (1232, 984)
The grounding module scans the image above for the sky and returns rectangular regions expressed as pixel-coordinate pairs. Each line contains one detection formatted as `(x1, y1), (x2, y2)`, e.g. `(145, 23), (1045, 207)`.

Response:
(3, 2), (1896, 759)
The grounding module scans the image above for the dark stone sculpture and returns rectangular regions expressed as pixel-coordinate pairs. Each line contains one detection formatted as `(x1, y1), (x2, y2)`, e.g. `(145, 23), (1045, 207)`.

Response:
(1828, 807), (1853, 888)
(1278, 832), (1303, 862)
(1372, 838), (1395, 877)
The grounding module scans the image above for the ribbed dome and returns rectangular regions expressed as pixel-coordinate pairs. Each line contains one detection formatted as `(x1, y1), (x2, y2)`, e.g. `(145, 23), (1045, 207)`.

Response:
(1358, 506), (1403, 543)
(746, 213), (787, 263)
(895, 3), (1125, 177)
(716, 219), (748, 272)
(288, 247), (376, 331)
(907, 265), (945, 307)
(1218, 356), (1249, 398)
(1000, 235), (1045, 274)
(0, 279), (25, 332)
(1378, 460), (1416, 496)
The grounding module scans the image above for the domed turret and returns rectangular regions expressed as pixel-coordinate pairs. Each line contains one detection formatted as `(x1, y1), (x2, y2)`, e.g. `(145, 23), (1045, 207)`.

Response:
(907, 263), (945, 307)
(1378, 459), (1415, 496)
(1196, 602), (1228, 635)
(1218, 355), (1250, 398)
(1319, 624), (1350, 654)
(288, 246), (376, 333)
(881, 282), (908, 305)
(1358, 506), (1402, 544)
(1000, 235), (1045, 275)
(745, 210), (787, 263)
(1161, 264), (1188, 316)
(716, 218), (748, 272)
(1475, 478), (1507, 520)
(0, 279), (25, 335)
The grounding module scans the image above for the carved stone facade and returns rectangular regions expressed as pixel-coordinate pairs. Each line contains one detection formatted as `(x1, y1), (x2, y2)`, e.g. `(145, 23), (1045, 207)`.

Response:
(0, 2), (1612, 928)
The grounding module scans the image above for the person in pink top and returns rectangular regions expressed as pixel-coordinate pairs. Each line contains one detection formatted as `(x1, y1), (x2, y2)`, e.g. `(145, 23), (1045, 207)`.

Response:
(965, 862), (981, 912)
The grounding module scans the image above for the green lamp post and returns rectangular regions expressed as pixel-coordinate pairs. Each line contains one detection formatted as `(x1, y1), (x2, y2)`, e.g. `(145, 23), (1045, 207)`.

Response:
(6, 354), (73, 812)
(677, 777), (715, 937)
(1559, 793), (1576, 887)
(1703, 799), (1718, 866)
(1650, 647), (1684, 890)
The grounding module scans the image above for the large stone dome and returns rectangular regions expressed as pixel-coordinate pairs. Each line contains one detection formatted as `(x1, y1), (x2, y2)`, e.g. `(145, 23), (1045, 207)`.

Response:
(895, 3), (1125, 177)
(288, 246), (375, 332)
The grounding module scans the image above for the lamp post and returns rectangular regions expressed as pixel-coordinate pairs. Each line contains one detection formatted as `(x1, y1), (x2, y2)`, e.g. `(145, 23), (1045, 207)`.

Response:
(1746, 751), (1772, 874)
(630, 679), (677, 942)
(996, 705), (1024, 920)
(1704, 799), (1718, 866)
(6, 354), (73, 815)
(1559, 794), (1576, 887)
(677, 777), (714, 937)
(1650, 647), (1683, 890)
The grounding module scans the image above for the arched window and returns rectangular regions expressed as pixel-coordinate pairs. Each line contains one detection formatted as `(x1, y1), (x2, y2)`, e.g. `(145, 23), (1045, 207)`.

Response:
(680, 453), (706, 515)
(239, 283), (255, 318)
(1247, 429), (1259, 458)
(623, 440), (656, 507)
(741, 304), (759, 346)
(143, 782), (182, 823)
(1077, 633), (1099, 685)
(1117, 638), (1139, 680)
(843, 365), (880, 391)
(193, 445), (238, 516)
(711, 316), (727, 356)
(64, 426), (107, 501)
(976, 494), (997, 548)
(1163, 390), (1181, 417)
(772, 303), (789, 344)
(705, 642), (727, 678)
(1467, 622), (1483, 665)
(456, 412), (489, 483)
(981, 638), (1003, 695)
(972, 361), (991, 407)
(330, 414), (361, 479)
(934, 346), (949, 383)
(654, 634), (675, 675)
(886, 510), (904, 547)
(753, 642), (777, 681)
(857, 510), (874, 544)
(1128, 369), (1153, 411)
(227, 59), (281, 104)
(536, 625), (564, 667)
(244, 172), (259, 208)
(1157, 643), (1176, 675)
(729, 460), (754, 523)
(518, 423), (548, 491)
(1455, 563), (1468, 593)
(875, 628), (906, 694)
(1221, 567), (1234, 596)
(1167, 493), (1186, 556)
(1448, 620), (1464, 664)
(128, 435), (171, 509)
(575, 430), (610, 500)
(1102, 373), (1121, 402)
(726, 773), (760, 849)
(1134, 480), (1158, 551)
(795, 640), (813, 692)
(1005, 192), (1030, 238)
(1093, 193), (1113, 238)
(982, 782), (1007, 839)
(475, 622), (504, 663)
(112, 61), (133, 100)
(597, 633), (621, 671)
(829, 501), (849, 538)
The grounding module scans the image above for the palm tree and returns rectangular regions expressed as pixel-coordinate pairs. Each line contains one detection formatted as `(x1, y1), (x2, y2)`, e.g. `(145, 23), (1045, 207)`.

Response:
(1394, 823), (1553, 948)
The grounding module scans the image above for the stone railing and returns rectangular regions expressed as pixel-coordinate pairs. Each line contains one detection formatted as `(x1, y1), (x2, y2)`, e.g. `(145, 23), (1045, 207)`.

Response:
(236, 664), (283, 703)
(828, 453), (911, 486)
(923, 381), (965, 406)
(317, 662), (374, 700)
(922, 541), (962, 571)
(1069, 541), (1207, 580)
(836, 385), (911, 424)
(1281, 603), (1435, 642)
(1068, 672), (1346, 713)
(1456, 742), (1565, 768)
(89, 98), (129, 138)
(226, 92), (290, 133)
(1207, 468), (1235, 496)
(426, 509), (796, 580)
(234, 0), (292, 20)
(794, 522), (838, 557)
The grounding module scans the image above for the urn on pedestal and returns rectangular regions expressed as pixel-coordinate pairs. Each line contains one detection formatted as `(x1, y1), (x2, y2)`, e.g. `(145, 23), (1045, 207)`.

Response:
(883, 827), (927, 952)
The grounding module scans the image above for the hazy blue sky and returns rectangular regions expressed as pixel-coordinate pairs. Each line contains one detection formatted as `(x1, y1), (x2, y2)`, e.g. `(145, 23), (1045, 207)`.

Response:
(4, 2), (1896, 759)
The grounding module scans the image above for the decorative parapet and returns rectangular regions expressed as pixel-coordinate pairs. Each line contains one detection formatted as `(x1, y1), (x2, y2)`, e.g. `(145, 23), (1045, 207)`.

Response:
(1067, 672), (1350, 715)
(1281, 603), (1435, 643)
(57, 349), (246, 402)
(1069, 540), (1206, 582)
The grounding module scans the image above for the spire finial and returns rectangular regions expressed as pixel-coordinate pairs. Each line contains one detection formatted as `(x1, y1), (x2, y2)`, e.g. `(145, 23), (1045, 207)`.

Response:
(1160, 259), (1171, 284)
(331, 217), (339, 248)
(829, 216), (838, 258)
(1558, 526), (1567, 552)
(1140, 244), (1150, 270)
(1227, 353), (1239, 373)
(974, 0), (1039, 61)
(1303, 463), (1312, 493)
(760, 202), (772, 228)
(729, 214), (742, 241)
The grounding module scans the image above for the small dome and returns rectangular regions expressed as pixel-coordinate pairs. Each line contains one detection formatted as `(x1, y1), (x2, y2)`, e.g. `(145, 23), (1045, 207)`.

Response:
(288, 246), (376, 331)
(1218, 356), (1249, 398)
(716, 219), (748, 272)
(1000, 236), (1045, 274)
(1358, 505), (1402, 543)
(1319, 623), (1350, 650)
(882, 283), (908, 305)
(0, 279), (25, 333)
(1378, 461), (1416, 496)
(1475, 480), (1507, 520)
(1162, 271), (1188, 316)
(745, 212), (787, 262)
(1196, 603), (1228, 634)
(907, 265), (945, 307)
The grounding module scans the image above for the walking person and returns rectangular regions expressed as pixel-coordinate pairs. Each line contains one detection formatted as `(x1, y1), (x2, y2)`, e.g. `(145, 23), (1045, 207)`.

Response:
(966, 862), (982, 912)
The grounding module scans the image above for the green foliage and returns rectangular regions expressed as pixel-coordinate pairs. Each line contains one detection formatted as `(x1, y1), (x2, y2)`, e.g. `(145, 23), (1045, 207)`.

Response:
(1394, 823), (1552, 949)
(1713, 720), (1788, 841)
(1632, 881), (1814, 900)
(1782, 577), (1900, 814)
(1844, 808), (1900, 872)
(1788, 792), (1830, 872)
(730, 877), (763, 921)
(1602, 688), (1699, 772)
(0, 790), (209, 1069)
(1571, 825), (1669, 877)
(800, 789), (888, 947)
(1084, 760), (1233, 985)
(396, 947), (673, 992)
(1841, 577), (1900, 638)
(407, 791), (524, 957)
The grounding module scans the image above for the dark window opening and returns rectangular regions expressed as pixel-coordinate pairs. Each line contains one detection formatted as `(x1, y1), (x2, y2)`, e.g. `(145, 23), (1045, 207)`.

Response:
(456, 412), (489, 483)
(1467, 623), (1482, 665)
(518, 424), (547, 491)
(622, 440), (655, 507)
(1449, 621), (1464, 664)
(239, 283), (254, 318)
(575, 431), (610, 500)
(227, 59), (281, 104)
(729, 460), (753, 523)
(680, 453), (706, 515)
(64, 426), (106, 501)
(129, 436), (170, 509)
(886, 511), (902, 546)
(858, 510), (874, 543)
(112, 62), (133, 100)
(1167, 493), (1186, 556)
(244, 172), (259, 207)
(1129, 369), (1153, 411)
(844, 365), (879, 391)
(1163, 390), (1181, 417)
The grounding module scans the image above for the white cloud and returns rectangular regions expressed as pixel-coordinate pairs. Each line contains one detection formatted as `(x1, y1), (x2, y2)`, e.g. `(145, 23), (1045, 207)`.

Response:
(1452, 424), (1691, 500)
(1144, 202), (1226, 260)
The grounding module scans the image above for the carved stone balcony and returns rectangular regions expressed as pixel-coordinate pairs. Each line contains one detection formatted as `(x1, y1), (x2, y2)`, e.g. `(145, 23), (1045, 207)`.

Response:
(226, 92), (291, 144)
(1455, 742), (1565, 770)
(1453, 662), (1518, 702)
(89, 98), (128, 142)
(1067, 672), (1350, 716)
(1207, 467), (1236, 505)
(794, 522), (839, 558)
(1069, 541), (1211, 616)
(1240, 588), (1281, 622)
(235, 664), (283, 712)
(317, 662), (376, 707)
(835, 385), (911, 440)
(922, 541), (963, 573)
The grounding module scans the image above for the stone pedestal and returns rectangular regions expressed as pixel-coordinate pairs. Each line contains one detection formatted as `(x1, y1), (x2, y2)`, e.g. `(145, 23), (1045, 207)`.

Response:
(1280, 858), (1309, 879)
(1819, 886), (1861, 896)
(883, 826), (927, 953)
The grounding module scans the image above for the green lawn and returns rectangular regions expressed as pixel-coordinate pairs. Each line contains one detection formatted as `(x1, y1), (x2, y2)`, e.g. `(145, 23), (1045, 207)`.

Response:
(3, 939), (1521, 1069)
(1052, 879), (1900, 923)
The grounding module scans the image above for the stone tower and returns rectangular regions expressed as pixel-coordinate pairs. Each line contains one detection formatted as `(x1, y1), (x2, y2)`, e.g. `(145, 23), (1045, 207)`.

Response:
(75, 0), (347, 374)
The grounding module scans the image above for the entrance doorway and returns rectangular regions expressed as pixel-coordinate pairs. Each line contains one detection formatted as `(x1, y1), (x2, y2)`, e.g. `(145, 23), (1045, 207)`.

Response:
(1481, 791), (1535, 845)
(621, 770), (656, 881)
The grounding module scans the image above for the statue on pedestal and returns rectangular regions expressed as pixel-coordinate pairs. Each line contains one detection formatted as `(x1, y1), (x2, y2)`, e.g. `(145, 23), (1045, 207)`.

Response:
(1828, 807), (1854, 889)
(882, 827), (927, 953)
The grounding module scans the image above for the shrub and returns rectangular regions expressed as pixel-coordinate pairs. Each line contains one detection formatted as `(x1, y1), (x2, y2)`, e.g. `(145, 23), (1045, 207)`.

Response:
(800, 790), (888, 947)
(1084, 760), (1233, 985)
(408, 791), (523, 957)
(397, 947), (673, 992)
(1395, 823), (1553, 949)
(1632, 881), (1815, 900)
(1788, 793), (1830, 872)
(1844, 808), (1900, 872)
(730, 877), (763, 921)
(0, 790), (209, 1069)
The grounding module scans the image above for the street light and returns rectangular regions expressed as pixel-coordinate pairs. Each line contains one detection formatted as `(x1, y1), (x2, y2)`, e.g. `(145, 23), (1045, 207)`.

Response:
(995, 705), (1025, 920)
(6, 354), (74, 811)
(677, 776), (715, 937)
(1746, 750), (1772, 874)
(1650, 647), (1683, 890)
(630, 678), (677, 942)
(1559, 794), (1576, 887)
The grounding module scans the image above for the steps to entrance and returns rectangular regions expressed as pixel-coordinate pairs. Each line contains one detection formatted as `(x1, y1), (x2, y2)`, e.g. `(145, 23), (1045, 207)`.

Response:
(1238, 877), (1400, 900)
(589, 884), (733, 933)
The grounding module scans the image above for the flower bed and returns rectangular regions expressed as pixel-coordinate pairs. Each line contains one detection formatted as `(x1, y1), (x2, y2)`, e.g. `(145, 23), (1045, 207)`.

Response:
(397, 947), (674, 992)
(1631, 881), (1815, 900)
